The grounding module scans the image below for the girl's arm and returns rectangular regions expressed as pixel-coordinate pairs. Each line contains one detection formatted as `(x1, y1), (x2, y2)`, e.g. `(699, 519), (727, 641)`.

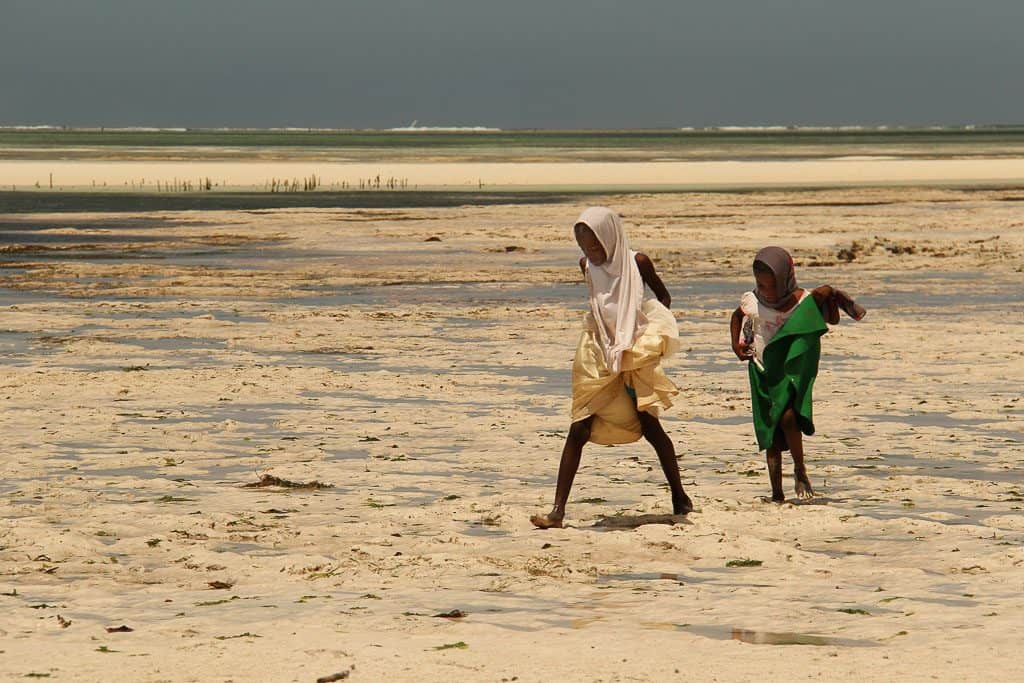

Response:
(730, 306), (752, 360)
(811, 285), (840, 324)
(811, 285), (866, 322)
(810, 285), (834, 308)
(578, 256), (587, 277)
(634, 252), (671, 308)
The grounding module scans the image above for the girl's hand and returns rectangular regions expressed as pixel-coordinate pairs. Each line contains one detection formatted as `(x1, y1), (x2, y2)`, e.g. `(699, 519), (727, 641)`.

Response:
(733, 341), (753, 361)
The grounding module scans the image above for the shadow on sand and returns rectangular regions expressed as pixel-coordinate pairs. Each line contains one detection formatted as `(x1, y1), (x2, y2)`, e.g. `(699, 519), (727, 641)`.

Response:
(592, 513), (693, 530)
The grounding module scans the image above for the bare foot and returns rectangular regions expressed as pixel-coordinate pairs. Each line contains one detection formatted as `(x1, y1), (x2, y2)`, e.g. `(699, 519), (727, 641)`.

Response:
(771, 492), (786, 504)
(794, 471), (814, 499)
(530, 511), (564, 529)
(758, 494), (787, 504)
(672, 492), (694, 515)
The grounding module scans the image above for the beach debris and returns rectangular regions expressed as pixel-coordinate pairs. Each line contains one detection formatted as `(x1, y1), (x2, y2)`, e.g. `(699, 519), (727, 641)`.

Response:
(424, 236), (442, 242)
(207, 580), (235, 590)
(195, 596), (241, 607)
(56, 615), (72, 628)
(214, 632), (261, 640)
(833, 235), (975, 263)
(725, 559), (763, 567)
(301, 565), (341, 580)
(433, 641), (468, 651)
(316, 667), (353, 683)
(433, 609), (466, 619)
(242, 474), (332, 490)
(105, 625), (134, 633)
(154, 495), (196, 503)
(836, 247), (858, 262)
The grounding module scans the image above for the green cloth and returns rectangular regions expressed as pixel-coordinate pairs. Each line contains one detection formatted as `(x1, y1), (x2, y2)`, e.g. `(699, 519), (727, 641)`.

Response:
(748, 296), (828, 450)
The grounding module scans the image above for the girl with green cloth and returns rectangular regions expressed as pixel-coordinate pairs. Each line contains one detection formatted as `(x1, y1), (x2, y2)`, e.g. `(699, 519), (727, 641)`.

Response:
(729, 246), (866, 503)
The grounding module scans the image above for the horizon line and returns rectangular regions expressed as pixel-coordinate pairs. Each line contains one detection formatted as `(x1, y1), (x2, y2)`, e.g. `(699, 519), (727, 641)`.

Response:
(3, 123), (1024, 134)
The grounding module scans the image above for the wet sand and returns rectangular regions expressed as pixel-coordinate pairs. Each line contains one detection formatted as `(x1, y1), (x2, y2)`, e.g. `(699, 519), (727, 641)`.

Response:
(1, 187), (1023, 681)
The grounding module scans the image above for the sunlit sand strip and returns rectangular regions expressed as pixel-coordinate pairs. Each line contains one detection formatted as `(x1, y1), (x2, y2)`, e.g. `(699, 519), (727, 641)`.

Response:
(3, 158), (1024, 191)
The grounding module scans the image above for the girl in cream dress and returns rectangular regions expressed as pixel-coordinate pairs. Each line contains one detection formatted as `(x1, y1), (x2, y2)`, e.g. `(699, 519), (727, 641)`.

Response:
(531, 207), (693, 529)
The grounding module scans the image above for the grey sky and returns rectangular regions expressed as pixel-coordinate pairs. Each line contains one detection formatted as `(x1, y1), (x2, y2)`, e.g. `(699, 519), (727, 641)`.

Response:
(3, 1), (1022, 128)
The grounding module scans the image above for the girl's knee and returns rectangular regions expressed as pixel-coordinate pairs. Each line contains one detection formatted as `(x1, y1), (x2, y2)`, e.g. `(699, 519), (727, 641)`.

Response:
(569, 418), (592, 442)
(637, 411), (665, 439)
(780, 408), (797, 430)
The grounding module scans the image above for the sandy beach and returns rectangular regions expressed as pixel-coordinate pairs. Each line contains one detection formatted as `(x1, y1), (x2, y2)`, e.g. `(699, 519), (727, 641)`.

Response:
(1, 180), (1023, 681)
(5, 157), (1024, 192)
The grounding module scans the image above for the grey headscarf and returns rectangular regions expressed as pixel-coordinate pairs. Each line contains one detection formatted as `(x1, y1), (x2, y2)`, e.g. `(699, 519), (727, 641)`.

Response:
(753, 246), (798, 310)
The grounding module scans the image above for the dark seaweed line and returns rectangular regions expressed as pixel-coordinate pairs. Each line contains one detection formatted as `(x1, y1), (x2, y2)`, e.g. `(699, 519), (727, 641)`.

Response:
(0, 190), (584, 214)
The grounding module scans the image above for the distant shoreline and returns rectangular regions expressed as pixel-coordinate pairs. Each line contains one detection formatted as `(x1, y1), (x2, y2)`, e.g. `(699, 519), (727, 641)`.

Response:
(4, 129), (1024, 205)
(2, 158), (1024, 199)
(3, 124), (1023, 133)
(5, 127), (1024, 165)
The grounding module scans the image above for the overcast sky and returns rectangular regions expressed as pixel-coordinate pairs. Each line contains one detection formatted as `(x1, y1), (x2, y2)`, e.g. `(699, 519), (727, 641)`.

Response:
(3, 1), (1022, 129)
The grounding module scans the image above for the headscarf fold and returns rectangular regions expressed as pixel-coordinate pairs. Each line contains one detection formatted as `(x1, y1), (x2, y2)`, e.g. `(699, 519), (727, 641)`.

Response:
(753, 246), (799, 310)
(576, 207), (646, 373)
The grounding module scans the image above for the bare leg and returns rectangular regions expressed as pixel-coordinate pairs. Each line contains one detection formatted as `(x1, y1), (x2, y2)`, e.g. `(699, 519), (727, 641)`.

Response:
(765, 445), (785, 503)
(779, 407), (813, 499)
(530, 417), (593, 529)
(637, 412), (693, 514)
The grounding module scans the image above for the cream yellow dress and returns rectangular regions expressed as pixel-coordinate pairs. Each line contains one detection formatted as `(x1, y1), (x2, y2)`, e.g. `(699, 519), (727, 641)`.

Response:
(570, 298), (681, 445)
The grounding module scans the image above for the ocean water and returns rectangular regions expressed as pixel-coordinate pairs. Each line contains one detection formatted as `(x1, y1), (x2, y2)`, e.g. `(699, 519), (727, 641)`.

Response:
(3, 126), (1024, 163)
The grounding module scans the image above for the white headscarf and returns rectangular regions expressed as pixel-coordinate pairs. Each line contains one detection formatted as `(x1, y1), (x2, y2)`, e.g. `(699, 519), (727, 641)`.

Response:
(576, 207), (647, 373)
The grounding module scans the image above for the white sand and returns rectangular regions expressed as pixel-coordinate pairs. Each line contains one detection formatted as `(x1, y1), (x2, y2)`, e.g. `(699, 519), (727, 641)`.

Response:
(0, 186), (1023, 681)
(4, 157), (1024, 191)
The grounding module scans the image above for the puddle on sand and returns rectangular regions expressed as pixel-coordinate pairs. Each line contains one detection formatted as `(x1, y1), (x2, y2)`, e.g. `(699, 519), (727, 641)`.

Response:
(462, 523), (511, 537)
(597, 570), (775, 589)
(649, 623), (878, 647)
(687, 414), (750, 425)
(598, 572), (684, 583)
(209, 541), (291, 557)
